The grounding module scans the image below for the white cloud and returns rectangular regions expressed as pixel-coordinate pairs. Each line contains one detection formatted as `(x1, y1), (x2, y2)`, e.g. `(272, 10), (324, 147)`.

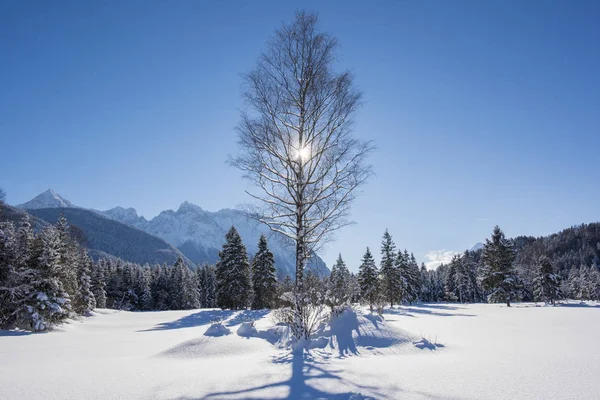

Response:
(424, 250), (460, 270)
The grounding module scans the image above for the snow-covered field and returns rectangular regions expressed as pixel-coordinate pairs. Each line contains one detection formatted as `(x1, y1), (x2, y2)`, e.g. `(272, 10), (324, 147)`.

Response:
(1, 302), (599, 400)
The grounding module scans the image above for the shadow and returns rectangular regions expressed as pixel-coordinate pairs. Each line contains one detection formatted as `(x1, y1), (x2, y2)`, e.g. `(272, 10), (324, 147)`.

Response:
(138, 309), (235, 332)
(328, 310), (360, 357)
(225, 309), (271, 326)
(178, 350), (387, 399)
(557, 302), (600, 308)
(0, 329), (35, 337)
(409, 303), (466, 311)
(385, 306), (475, 318)
(413, 338), (446, 351)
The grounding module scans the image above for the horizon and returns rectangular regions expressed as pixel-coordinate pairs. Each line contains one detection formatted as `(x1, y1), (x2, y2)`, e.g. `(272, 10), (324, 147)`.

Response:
(2, 1), (599, 270)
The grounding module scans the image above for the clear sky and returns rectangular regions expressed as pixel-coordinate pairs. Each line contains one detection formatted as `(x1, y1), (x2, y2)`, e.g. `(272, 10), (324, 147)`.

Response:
(1, 0), (599, 271)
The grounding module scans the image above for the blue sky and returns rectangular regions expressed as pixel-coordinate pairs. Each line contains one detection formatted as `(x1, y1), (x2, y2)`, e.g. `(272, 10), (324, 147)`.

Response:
(1, 1), (599, 270)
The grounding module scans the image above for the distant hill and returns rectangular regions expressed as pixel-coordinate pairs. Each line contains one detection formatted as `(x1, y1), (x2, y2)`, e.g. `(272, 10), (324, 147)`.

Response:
(26, 207), (190, 266)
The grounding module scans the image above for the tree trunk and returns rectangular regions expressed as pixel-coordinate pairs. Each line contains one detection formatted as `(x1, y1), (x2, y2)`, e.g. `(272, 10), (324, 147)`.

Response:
(506, 300), (511, 307)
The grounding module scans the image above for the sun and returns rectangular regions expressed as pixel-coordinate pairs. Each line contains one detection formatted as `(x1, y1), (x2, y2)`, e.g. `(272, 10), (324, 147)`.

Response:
(295, 146), (310, 163)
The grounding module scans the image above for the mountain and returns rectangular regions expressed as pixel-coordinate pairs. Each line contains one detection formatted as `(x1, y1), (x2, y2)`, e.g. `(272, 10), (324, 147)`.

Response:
(0, 202), (49, 230)
(25, 207), (190, 266)
(100, 201), (330, 279)
(17, 189), (74, 209)
(470, 242), (484, 251)
(15, 190), (330, 277)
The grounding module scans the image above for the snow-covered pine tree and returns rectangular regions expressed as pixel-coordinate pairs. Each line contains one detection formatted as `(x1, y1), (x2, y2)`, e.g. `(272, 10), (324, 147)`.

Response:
(419, 263), (431, 302)
(358, 247), (379, 311)
(380, 230), (400, 307)
(348, 272), (361, 303)
(151, 264), (170, 310)
(327, 253), (351, 311)
(90, 259), (107, 308)
(135, 266), (153, 310)
(22, 226), (71, 331)
(533, 256), (561, 305)
(444, 258), (459, 301)
(167, 257), (199, 310)
(72, 248), (96, 314)
(405, 252), (422, 304)
(481, 226), (520, 307)
(251, 234), (277, 309)
(197, 264), (217, 308)
(216, 226), (252, 310)
(394, 250), (409, 303)
(0, 221), (22, 328)
(54, 215), (78, 299)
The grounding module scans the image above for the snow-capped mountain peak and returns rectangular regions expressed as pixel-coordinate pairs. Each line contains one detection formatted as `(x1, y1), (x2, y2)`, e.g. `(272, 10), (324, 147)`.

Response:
(177, 201), (204, 214)
(17, 189), (74, 209)
(102, 206), (146, 225)
(471, 242), (485, 251)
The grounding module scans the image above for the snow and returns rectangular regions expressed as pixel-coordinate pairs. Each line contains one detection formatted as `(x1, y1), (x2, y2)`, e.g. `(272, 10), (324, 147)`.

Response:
(17, 189), (74, 209)
(1, 302), (599, 399)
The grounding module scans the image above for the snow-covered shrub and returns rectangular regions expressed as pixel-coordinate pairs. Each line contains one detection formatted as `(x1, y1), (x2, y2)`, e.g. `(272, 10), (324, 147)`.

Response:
(204, 321), (231, 337)
(237, 320), (257, 337)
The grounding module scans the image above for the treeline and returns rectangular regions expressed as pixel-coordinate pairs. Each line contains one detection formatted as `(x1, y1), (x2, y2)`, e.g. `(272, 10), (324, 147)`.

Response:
(3, 200), (600, 331)
(419, 226), (600, 305)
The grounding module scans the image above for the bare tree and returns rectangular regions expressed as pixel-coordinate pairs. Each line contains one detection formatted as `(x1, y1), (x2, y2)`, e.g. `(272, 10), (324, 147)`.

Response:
(232, 11), (373, 291)
(0, 188), (5, 204)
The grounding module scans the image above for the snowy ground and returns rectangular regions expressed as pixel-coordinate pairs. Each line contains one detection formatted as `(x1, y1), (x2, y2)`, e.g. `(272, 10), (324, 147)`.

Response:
(1, 302), (599, 400)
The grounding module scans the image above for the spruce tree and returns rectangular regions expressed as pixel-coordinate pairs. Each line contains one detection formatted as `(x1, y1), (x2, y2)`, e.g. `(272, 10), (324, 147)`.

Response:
(481, 226), (519, 307)
(406, 253), (422, 304)
(251, 234), (277, 309)
(72, 249), (96, 314)
(533, 256), (561, 305)
(380, 229), (400, 307)
(197, 264), (217, 308)
(216, 226), (252, 310)
(24, 226), (71, 331)
(358, 247), (379, 311)
(90, 260), (107, 308)
(327, 253), (351, 310)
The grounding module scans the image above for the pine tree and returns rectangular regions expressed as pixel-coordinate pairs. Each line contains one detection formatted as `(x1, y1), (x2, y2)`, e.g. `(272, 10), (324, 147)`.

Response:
(197, 264), (217, 308)
(407, 253), (422, 303)
(54, 215), (78, 299)
(72, 248), (96, 314)
(23, 226), (72, 331)
(533, 256), (561, 305)
(90, 260), (107, 308)
(481, 226), (519, 307)
(0, 221), (23, 328)
(251, 235), (277, 309)
(419, 263), (430, 302)
(327, 253), (351, 311)
(380, 229), (400, 307)
(358, 247), (379, 311)
(216, 226), (253, 310)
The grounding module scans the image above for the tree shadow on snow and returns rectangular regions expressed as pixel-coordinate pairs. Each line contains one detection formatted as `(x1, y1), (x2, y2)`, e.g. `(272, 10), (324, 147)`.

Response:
(176, 350), (387, 400)
(225, 309), (271, 326)
(0, 329), (35, 337)
(557, 302), (600, 308)
(384, 306), (475, 318)
(137, 309), (235, 332)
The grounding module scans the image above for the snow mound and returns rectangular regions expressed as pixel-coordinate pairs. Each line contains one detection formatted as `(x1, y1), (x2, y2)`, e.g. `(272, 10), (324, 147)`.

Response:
(237, 321), (258, 338)
(204, 322), (231, 337)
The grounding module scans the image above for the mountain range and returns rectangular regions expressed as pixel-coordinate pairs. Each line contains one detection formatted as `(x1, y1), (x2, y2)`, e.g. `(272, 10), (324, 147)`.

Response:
(15, 189), (330, 278)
